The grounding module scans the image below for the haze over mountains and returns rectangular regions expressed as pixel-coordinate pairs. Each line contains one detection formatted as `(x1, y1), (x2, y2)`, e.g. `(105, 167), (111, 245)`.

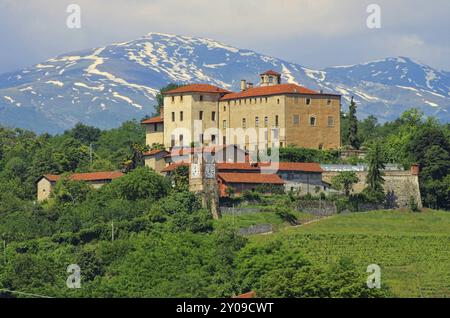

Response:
(0, 32), (448, 134)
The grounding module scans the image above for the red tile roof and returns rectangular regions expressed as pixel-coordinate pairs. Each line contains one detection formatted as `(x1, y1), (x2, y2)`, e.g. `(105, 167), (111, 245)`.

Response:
(161, 162), (189, 173)
(218, 172), (284, 185)
(220, 84), (323, 100)
(143, 149), (167, 156)
(259, 162), (323, 173)
(42, 171), (124, 182)
(163, 84), (230, 95)
(217, 163), (259, 171)
(233, 291), (257, 299)
(260, 70), (281, 76)
(141, 115), (163, 124)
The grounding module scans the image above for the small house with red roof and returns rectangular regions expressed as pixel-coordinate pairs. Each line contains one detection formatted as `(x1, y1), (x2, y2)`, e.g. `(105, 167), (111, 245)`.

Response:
(36, 171), (124, 202)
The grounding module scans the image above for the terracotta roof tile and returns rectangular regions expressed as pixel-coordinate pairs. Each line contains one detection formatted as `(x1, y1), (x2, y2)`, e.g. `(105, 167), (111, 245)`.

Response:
(217, 163), (259, 171)
(161, 162), (189, 172)
(42, 171), (124, 182)
(143, 149), (167, 156)
(259, 162), (323, 173)
(260, 70), (281, 76)
(220, 84), (328, 100)
(218, 172), (284, 184)
(141, 115), (164, 124)
(163, 84), (230, 95)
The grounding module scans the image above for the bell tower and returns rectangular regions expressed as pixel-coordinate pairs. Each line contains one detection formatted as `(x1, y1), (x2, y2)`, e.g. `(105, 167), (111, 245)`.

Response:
(260, 70), (281, 86)
(189, 151), (221, 220)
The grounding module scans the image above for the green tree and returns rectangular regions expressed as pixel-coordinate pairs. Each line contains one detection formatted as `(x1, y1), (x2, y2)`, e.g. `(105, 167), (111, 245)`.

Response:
(111, 166), (169, 201)
(365, 142), (386, 200)
(332, 171), (359, 196)
(348, 97), (360, 150)
(69, 123), (101, 145)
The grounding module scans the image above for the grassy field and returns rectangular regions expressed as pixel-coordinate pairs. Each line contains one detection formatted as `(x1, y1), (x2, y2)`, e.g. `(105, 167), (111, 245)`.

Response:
(223, 209), (450, 298)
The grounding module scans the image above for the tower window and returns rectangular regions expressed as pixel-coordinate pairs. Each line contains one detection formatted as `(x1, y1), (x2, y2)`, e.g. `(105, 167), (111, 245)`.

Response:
(255, 116), (259, 127)
(328, 116), (334, 127)
(180, 111), (183, 121)
(242, 118), (246, 129)
(310, 116), (316, 126)
(223, 120), (227, 129)
(179, 134), (184, 145)
(171, 96), (175, 103)
(293, 115), (300, 125)
(211, 135), (216, 144)
(199, 111), (203, 120)
(264, 116), (268, 127)
(212, 111), (216, 121)
(171, 112), (175, 122)
(275, 115), (279, 127)
(180, 95), (183, 102)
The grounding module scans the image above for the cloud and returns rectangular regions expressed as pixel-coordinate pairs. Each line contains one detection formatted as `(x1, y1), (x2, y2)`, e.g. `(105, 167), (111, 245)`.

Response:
(0, 0), (449, 72)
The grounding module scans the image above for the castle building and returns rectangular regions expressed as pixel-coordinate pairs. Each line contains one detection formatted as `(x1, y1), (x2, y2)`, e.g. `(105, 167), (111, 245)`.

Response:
(142, 70), (341, 152)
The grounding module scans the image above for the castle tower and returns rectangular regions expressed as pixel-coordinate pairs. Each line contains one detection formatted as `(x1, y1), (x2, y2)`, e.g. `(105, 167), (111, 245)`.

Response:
(189, 151), (221, 219)
(260, 70), (281, 86)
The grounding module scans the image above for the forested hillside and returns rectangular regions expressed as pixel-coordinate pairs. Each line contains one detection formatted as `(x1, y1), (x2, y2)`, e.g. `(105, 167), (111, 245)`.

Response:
(0, 108), (448, 297)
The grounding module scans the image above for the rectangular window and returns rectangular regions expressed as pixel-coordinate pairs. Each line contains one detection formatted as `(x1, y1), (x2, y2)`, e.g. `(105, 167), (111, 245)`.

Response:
(200, 95), (204, 101)
(179, 134), (184, 145)
(224, 105), (227, 112)
(223, 136), (226, 145)
(273, 128), (279, 140)
(242, 118), (246, 129)
(171, 112), (175, 122)
(264, 116), (268, 127)
(293, 114), (300, 125)
(306, 98), (311, 105)
(223, 120), (227, 129)
(180, 111), (183, 121)
(275, 115), (279, 127)
(328, 116), (334, 127)
(310, 116), (316, 126)
(199, 111), (203, 120)
(211, 134), (216, 144)
(212, 111), (216, 121)
(171, 96), (175, 103)
(255, 116), (259, 127)
(180, 95), (183, 102)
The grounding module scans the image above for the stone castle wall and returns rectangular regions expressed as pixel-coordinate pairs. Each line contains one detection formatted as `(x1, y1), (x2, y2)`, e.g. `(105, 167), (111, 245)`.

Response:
(322, 170), (422, 209)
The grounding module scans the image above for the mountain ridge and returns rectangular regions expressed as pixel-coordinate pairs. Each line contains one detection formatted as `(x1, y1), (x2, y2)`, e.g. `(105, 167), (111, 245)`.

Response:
(0, 32), (448, 134)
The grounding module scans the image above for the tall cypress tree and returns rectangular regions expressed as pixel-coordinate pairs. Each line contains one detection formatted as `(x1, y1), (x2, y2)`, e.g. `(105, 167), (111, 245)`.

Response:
(366, 141), (386, 194)
(348, 96), (360, 149)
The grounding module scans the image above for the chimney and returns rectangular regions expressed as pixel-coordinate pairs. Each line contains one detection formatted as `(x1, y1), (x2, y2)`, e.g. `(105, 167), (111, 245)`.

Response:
(240, 80), (247, 91)
(247, 82), (254, 89)
(411, 164), (420, 176)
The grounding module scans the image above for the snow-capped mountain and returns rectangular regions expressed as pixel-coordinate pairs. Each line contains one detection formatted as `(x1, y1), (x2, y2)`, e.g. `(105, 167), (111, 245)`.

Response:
(0, 33), (448, 133)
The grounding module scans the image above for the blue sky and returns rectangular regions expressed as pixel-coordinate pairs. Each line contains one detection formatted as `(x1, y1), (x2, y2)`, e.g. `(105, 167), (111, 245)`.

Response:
(1, 0), (449, 74)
